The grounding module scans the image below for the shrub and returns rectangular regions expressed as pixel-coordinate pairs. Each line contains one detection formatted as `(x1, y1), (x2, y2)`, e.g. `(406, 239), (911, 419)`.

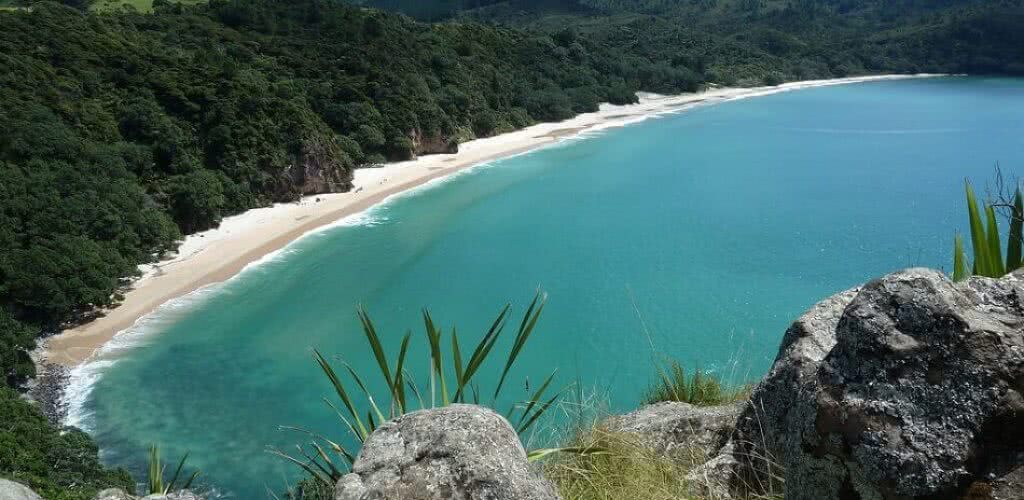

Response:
(642, 360), (751, 407)
(278, 294), (562, 490)
(544, 428), (693, 500)
(0, 387), (133, 500)
(952, 180), (1024, 281)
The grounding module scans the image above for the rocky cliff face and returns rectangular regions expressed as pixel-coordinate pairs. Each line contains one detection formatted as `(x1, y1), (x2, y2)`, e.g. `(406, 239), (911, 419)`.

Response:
(409, 128), (458, 156)
(722, 268), (1024, 499)
(276, 135), (354, 200)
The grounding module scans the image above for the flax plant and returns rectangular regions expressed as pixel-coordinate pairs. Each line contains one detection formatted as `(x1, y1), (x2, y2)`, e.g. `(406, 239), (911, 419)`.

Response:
(276, 293), (566, 488)
(952, 182), (1024, 281)
(146, 444), (200, 495)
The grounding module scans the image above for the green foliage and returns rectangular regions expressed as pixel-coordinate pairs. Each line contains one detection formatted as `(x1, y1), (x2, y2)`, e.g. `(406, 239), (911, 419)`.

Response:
(0, 310), (38, 386)
(642, 360), (749, 407)
(952, 182), (1024, 281)
(544, 428), (695, 500)
(0, 387), (134, 500)
(146, 445), (200, 495)
(277, 294), (560, 489)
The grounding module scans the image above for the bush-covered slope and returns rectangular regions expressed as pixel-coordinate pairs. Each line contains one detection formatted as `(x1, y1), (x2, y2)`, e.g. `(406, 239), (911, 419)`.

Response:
(0, 0), (704, 386)
(0, 388), (133, 500)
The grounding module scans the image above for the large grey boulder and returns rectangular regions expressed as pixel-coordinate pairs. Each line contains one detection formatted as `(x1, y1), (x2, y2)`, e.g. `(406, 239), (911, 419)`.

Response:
(603, 401), (742, 464)
(94, 490), (133, 500)
(0, 479), (42, 500)
(94, 489), (202, 500)
(335, 404), (560, 500)
(727, 268), (1024, 499)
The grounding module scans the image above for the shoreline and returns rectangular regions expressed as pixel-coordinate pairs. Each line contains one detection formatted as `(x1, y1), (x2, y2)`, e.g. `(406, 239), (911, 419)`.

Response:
(38, 74), (942, 369)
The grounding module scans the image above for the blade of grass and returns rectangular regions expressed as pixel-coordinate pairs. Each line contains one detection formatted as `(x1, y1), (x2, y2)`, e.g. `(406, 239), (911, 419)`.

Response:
(1009, 188), (1024, 271)
(966, 182), (992, 276)
(392, 331), (412, 415)
(423, 311), (448, 406)
(494, 293), (546, 400)
(314, 351), (368, 439)
(454, 305), (509, 401)
(986, 204), (1005, 277)
(165, 451), (190, 493)
(357, 308), (395, 398)
(953, 233), (967, 281)
(514, 369), (558, 429)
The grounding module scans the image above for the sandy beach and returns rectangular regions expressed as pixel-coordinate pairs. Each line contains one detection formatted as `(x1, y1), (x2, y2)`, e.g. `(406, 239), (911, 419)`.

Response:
(39, 74), (940, 368)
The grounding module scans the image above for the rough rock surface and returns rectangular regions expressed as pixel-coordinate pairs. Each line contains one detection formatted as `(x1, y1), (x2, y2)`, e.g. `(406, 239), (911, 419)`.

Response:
(410, 128), (458, 156)
(335, 404), (559, 500)
(727, 268), (1024, 499)
(603, 401), (742, 464)
(0, 479), (42, 500)
(94, 489), (202, 500)
(279, 136), (354, 199)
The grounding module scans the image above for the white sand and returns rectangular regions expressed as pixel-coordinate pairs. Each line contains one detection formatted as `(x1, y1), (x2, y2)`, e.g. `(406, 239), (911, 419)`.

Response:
(40, 74), (944, 367)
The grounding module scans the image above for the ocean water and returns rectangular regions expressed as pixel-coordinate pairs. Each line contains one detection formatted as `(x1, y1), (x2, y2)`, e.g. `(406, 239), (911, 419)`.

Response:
(73, 77), (1024, 498)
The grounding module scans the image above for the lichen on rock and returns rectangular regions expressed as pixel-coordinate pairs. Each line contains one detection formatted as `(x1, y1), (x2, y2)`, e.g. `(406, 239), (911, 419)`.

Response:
(335, 404), (559, 500)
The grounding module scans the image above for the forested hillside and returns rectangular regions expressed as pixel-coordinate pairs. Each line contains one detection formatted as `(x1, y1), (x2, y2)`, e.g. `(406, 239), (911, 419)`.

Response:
(364, 0), (1024, 80)
(0, 0), (701, 388)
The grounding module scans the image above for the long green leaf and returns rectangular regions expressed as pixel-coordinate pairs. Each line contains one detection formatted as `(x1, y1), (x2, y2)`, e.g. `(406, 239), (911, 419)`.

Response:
(451, 327), (463, 397)
(953, 233), (967, 281)
(517, 393), (560, 434)
(514, 369), (557, 428)
(986, 204), (1005, 277)
(165, 451), (191, 493)
(314, 350), (368, 439)
(392, 331), (412, 415)
(357, 307), (395, 398)
(454, 305), (509, 401)
(1008, 188), (1023, 271)
(966, 182), (992, 276)
(342, 363), (386, 427)
(148, 445), (163, 495)
(494, 293), (546, 400)
(423, 311), (448, 406)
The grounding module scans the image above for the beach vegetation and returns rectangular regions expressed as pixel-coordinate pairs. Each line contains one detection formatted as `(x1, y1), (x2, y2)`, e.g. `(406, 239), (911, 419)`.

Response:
(544, 427), (695, 500)
(277, 293), (562, 490)
(952, 181), (1024, 281)
(0, 387), (134, 500)
(146, 445), (200, 495)
(642, 360), (752, 407)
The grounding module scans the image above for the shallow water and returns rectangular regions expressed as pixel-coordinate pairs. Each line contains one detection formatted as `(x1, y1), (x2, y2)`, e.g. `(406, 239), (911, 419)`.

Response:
(75, 77), (1024, 498)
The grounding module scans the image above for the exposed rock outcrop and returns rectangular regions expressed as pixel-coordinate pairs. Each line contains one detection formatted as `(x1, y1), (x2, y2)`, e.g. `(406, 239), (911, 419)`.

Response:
(279, 136), (354, 199)
(722, 268), (1024, 499)
(94, 488), (202, 500)
(410, 128), (458, 156)
(335, 404), (560, 500)
(0, 479), (42, 500)
(603, 401), (742, 464)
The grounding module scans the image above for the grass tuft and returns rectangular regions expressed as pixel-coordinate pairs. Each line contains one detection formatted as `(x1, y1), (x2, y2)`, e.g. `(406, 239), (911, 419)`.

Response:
(642, 360), (751, 407)
(544, 427), (695, 500)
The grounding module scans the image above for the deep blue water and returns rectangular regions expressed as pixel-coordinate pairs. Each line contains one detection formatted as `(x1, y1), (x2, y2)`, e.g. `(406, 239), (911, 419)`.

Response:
(74, 77), (1024, 498)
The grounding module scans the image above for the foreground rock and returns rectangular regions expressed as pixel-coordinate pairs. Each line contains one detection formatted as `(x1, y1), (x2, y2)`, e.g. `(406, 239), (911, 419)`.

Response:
(725, 268), (1024, 499)
(335, 404), (560, 500)
(0, 479), (42, 500)
(94, 489), (202, 500)
(604, 401), (742, 464)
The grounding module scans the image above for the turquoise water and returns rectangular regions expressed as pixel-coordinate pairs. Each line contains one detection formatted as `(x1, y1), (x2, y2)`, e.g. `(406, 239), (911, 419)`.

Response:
(75, 77), (1024, 498)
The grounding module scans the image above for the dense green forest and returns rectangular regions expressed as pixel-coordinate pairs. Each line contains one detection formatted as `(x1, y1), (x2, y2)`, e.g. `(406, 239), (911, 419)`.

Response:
(1, 0), (1023, 497)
